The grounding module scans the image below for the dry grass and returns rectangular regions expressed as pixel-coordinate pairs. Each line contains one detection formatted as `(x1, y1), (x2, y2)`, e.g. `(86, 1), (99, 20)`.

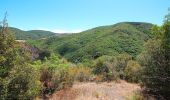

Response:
(49, 80), (140, 100)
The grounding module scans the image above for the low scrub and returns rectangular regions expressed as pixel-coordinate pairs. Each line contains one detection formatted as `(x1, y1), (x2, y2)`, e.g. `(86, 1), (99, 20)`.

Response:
(32, 55), (74, 98)
(72, 66), (91, 82)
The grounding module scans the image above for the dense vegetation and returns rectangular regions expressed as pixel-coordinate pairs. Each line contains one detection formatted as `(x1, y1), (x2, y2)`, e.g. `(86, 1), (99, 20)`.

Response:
(0, 9), (169, 100)
(0, 17), (41, 99)
(28, 22), (153, 63)
(5, 27), (57, 40)
(0, 17), (74, 99)
(27, 16), (170, 99)
(137, 10), (170, 99)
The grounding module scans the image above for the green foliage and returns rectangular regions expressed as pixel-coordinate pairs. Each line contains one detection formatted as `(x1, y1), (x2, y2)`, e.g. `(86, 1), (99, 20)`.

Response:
(164, 8), (170, 22)
(4, 27), (57, 40)
(91, 54), (141, 82)
(115, 54), (132, 79)
(138, 39), (168, 99)
(138, 39), (162, 86)
(92, 56), (119, 81)
(28, 22), (153, 63)
(0, 17), (41, 99)
(138, 10), (170, 99)
(39, 50), (51, 60)
(125, 91), (144, 100)
(0, 27), (16, 78)
(51, 68), (73, 90)
(0, 17), (20, 99)
(7, 64), (41, 99)
(125, 60), (141, 83)
(92, 56), (110, 75)
(0, 77), (6, 99)
(71, 66), (91, 82)
(32, 55), (74, 96)
(151, 25), (163, 39)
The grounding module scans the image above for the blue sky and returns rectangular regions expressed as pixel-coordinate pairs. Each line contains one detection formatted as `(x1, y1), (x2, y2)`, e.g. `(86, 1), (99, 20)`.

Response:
(1, 0), (170, 33)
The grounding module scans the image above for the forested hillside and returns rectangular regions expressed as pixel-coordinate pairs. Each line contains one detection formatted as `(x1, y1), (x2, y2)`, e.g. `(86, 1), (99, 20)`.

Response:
(6, 27), (57, 40)
(0, 9), (169, 100)
(28, 22), (153, 63)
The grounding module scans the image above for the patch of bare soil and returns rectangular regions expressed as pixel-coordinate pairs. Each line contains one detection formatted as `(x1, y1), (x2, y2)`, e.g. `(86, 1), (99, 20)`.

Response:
(50, 80), (141, 100)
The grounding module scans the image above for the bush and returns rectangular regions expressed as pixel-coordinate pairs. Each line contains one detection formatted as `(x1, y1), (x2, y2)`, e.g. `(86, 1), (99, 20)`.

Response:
(52, 68), (73, 90)
(7, 64), (41, 99)
(33, 55), (74, 98)
(92, 56), (119, 81)
(115, 54), (132, 79)
(0, 17), (41, 99)
(138, 14), (170, 99)
(125, 60), (141, 83)
(0, 78), (6, 99)
(72, 66), (91, 82)
(138, 39), (170, 99)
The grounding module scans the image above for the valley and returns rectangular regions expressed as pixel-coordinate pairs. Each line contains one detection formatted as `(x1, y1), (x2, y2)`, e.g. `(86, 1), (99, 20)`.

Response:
(0, 2), (170, 99)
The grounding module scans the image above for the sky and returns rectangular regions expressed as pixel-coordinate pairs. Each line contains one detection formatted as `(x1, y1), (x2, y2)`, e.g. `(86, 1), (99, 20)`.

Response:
(0, 0), (170, 33)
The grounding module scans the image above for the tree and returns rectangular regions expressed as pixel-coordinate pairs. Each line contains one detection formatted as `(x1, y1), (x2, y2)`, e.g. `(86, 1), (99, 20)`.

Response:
(0, 13), (18, 99)
(138, 9), (170, 99)
(0, 14), (41, 99)
(0, 13), (17, 78)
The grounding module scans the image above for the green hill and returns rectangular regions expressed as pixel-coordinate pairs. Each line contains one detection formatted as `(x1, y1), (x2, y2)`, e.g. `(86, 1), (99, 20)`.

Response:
(28, 22), (153, 63)
(7, 27), (57, 40)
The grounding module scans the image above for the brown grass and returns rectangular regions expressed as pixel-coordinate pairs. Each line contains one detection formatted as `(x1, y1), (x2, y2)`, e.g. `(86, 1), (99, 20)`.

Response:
(49, 80), (140, 100)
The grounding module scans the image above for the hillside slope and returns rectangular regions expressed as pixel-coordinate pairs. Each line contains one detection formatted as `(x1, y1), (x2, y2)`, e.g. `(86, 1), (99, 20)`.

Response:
(8, 27), (57, 40)
(28, 22), (153, 63)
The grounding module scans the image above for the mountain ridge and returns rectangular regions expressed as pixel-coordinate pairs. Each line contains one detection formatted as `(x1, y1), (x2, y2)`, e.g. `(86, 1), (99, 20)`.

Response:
(7, 27), (58, 40)
(27, 22), (154, 63)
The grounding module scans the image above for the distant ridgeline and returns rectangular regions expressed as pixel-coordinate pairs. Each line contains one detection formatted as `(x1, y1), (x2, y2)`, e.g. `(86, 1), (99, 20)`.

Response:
(27, 22), (153, 63)
(0, 27), (58, 40)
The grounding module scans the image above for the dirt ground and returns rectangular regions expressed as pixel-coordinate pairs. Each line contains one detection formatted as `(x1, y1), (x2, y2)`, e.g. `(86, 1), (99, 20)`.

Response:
(49, 80), (141, 100)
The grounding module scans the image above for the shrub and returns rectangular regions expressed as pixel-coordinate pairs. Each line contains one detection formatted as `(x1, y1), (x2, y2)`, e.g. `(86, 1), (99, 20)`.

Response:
(0, 16), (41, 99)
(52, 68), (73, 90)
(138, 11), (170, 99)
(115, 54), (132, 79)
(7, 64), (41, 99)
(92, 56), (119, 81)
(125, 60), (141, 83)
(33, 55), (74, 98)
(0, 78), (6, 99)
(73, 66), (91, 82)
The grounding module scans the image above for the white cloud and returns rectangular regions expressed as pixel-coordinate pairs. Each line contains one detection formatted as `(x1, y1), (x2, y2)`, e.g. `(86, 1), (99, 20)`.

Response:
(52, 29), (67, 33)
(52, 29), (82, 33)
(36, 28), (82, 34)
